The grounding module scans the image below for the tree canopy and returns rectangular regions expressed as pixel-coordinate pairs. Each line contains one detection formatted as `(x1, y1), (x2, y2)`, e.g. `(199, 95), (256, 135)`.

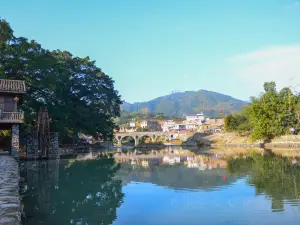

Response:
(0, 18), (122, 141)
(224, 81), (300, 140)
(224, 112), (250, 134)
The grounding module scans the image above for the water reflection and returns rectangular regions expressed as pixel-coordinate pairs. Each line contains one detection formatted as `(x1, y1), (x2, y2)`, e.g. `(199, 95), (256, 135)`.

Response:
(227, 152), (300, 212)
(21, 158), (124, 225)
(114, 151), (237, 191)
(20, 147), (300, 225)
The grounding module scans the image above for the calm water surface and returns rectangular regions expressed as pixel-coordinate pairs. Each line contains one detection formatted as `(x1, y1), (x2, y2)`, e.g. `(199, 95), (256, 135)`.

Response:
(20, 147), (300, 225)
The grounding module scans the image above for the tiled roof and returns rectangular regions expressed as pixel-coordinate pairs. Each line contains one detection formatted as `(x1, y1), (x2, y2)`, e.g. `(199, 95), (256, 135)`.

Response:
(0, 79), (26, 93)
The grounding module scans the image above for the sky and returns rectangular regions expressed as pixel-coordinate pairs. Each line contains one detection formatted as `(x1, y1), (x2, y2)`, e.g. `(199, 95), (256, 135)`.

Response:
(1, 0), (300, 103)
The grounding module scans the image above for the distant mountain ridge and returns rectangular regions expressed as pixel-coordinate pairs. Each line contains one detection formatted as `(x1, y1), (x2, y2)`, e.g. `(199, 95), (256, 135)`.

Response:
(122, 90), (247, 117)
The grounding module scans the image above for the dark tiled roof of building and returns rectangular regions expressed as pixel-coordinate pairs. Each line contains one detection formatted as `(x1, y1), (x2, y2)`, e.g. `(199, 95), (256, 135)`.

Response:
(0, 79), (26, 93)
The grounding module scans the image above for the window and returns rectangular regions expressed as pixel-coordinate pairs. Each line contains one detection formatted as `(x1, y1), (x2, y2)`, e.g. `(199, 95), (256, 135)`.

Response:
(4, 96), (14, 112)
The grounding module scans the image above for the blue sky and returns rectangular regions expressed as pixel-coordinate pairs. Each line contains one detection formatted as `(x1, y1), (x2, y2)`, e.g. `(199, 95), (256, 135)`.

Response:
(1, 0), (300, 103)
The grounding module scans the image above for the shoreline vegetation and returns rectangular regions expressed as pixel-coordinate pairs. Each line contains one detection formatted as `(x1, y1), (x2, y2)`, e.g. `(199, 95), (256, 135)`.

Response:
(224, 82), (300, 141)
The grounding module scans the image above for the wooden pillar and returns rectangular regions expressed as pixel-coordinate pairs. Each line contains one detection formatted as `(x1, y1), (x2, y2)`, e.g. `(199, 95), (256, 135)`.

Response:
(11, 124), (20, 158)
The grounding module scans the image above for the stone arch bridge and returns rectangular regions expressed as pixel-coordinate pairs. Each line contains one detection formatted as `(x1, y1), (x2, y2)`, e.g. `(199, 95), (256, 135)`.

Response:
(114, 132), (175, 146)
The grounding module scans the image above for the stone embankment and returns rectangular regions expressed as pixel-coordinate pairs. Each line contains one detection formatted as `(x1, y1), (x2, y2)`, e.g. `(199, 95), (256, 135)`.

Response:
(0, 155), (21, 225)
(210, 143), (262, 148)
(264, 135), (300, 149)
(59, 142), (115, 155)
(203, 133), (300, 149)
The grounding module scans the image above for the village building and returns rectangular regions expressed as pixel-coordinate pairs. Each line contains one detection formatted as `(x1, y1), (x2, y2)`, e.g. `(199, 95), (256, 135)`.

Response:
(129, 120), (136, 128)
(0, 79), (26, 157)
(118, 124), (136, 133)
(161, 120), (176, 132)
(185, 123), (197, 131)
(141, 120), (162, 131)
(135, 121), (141, 128)
(185, 113), (206, 125)
(182, 119), (199, 131)
(172, 124), (186, 131)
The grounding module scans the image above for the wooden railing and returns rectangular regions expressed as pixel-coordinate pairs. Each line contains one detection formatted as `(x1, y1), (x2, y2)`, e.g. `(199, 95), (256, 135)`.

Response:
(0, 112), (24, 123)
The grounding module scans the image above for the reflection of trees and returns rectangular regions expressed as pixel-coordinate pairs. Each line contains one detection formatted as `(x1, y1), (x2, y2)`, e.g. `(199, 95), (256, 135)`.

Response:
(227, 153), (300, 212)
(115, 163), (238, 191)
(227, 156), (255, 176)
(21, 159), (124, 225)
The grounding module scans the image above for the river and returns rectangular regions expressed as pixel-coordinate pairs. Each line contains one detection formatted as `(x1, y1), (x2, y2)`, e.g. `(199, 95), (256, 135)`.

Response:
(20, 147), (300, 225)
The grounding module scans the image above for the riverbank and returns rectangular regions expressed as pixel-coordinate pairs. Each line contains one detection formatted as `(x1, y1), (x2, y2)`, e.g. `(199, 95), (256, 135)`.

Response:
(22, 133), (300, 161)
(197, 133), (300, 149)
(0, 155), (21, 225)
(136, 143), (166, 149)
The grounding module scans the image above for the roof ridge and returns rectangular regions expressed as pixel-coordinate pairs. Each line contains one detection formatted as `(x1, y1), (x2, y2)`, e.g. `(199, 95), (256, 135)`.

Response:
(0, 79), (26, 93)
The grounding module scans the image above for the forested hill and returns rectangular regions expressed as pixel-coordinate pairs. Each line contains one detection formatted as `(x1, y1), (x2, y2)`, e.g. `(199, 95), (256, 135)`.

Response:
(122, 90), (247, 117)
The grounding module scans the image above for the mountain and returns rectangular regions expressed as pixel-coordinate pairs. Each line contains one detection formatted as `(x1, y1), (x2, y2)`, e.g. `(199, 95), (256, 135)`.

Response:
(121, 90), (247, 117)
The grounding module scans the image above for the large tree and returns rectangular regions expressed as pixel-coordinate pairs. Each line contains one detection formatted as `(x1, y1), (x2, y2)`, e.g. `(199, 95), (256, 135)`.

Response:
(0, 18), (122, 141)
(249, 82), (298, 140)
(224, 107), (251, 134)
(224, 82), (300, 140)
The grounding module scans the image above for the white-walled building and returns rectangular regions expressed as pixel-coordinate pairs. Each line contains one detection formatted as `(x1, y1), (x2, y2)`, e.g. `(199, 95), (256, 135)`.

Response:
(141, 120), (147, 128)
(183, 120), (198, 131)
(172, 124), (186, 131)
(185, 123), (197, 130)
(186, 113), (205, 121)
(119, 126), (136, 133)
(162, 120), (176, 132)
(129, 121), (136, 128)
(185, 113), (206, 125)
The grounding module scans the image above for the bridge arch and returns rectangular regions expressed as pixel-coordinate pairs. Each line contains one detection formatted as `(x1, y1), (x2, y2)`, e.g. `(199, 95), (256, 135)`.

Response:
(120, 136), (136, 146)
(138, 135), (153, 144)
(119, 135), (138, 146)
(155, 134), (170, 142)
